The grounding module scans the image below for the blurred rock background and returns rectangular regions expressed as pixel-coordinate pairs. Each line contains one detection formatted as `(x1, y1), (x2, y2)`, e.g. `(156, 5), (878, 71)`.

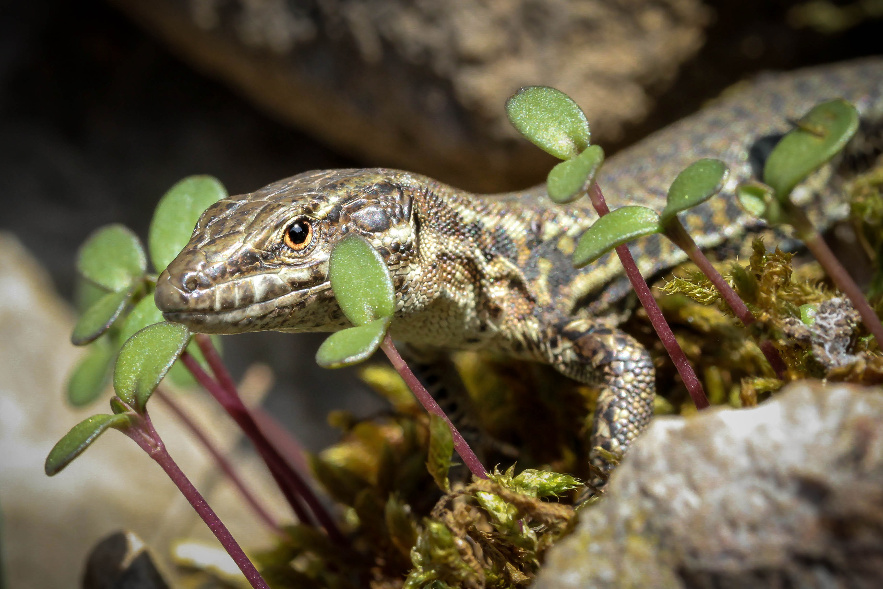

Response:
(0, 0), (879, 585)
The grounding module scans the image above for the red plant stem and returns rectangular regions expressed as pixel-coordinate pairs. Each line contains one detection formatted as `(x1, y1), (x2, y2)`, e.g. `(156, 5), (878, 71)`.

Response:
(126, 412), (270, 589)
(666, 221), (788, 378)
(380, 335), (488, 479)
(189, 336), (346, 546)
(179, 352), (313, 528)
(251, 406), (310, 475)
(154, 387), (283, 536)
(589, 184), (709, 409)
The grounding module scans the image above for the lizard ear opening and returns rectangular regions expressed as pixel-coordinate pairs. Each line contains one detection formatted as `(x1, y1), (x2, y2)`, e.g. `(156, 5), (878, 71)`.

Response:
(398, 186), (413, 226)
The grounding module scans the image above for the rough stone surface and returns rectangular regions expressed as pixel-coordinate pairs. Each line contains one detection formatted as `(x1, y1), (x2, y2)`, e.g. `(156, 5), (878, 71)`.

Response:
(533, 381), (883, 589)
(783, 297), (862, 371)
(0, 232), (284, 587)
(106, 0), (707, 191)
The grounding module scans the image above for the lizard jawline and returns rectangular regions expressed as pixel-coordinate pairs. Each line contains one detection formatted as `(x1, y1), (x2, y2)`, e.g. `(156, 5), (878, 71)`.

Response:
(161, 282), (331, 334)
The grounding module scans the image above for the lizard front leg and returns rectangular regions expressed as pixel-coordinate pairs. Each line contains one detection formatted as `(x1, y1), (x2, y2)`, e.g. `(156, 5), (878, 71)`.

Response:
(550, 319), (656, 486)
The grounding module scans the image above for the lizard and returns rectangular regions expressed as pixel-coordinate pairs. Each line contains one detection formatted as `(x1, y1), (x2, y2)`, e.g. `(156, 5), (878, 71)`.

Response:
(155, 58), (883, 484)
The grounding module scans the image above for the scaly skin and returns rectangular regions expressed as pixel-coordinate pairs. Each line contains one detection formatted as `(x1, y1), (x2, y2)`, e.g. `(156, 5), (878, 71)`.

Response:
(156, 58), (883, 481)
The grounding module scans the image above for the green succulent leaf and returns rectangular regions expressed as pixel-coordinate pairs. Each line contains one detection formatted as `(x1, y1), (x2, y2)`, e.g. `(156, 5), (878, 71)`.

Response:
(426, 414), (454, 492)
(113, 322), (190, 411)
(148, 175), (227, 273)
(77, 224), (147, 292)
(506, 86), (591, 161)
(44, 413), (132, 476)
(167, 336), (221, 387)
(67, 336), (115, 407)
(736, 182), (785, 224)
(661, 159), (729, 225)
(316, 317), (391, 369)
(329, 234), (395, 326)
(763, 99), (859, 200)
(573, 206), (661, 268)
(118, 295), (165, 343)
(511, 469), (582, 498)
(109, 397), (130, 414)
(75, 279), (111, 314)
(117, 295), (215, 388)
(547, 145), (605, 203)
(71, 286), (135, 346)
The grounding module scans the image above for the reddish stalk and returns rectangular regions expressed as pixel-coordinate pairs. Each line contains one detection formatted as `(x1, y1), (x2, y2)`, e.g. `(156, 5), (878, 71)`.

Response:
(380, 335), (488, 479)
(665, 221), (788, 378)
(589, 184), (709, 409)
(189, 335), (346, 546)
(126, 410), (270, 589)
(251, 406), (310, 475)
(180, 352), (313, 531)
(154, 387), (283, 535)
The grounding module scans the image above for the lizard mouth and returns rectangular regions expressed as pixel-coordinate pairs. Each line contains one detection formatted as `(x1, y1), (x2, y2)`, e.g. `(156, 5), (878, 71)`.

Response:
(155, 268), (330, 333)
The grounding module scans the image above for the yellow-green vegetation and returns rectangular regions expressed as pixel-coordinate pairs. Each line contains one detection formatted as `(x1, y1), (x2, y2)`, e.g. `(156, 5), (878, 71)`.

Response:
(256, 363), (586, 588)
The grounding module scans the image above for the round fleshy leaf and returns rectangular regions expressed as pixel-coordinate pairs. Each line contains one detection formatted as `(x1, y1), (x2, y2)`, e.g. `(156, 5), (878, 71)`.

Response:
(71, 286), (135, 346)
(67, 337), (115, 407)
(114, 322), (190, 411)
(118, 295), (165, 344)
(329, 234), (395, 326)
(547, 145), (605, 203)
(505, 86), (591, 161)
(573, 206), (662, 268)
(316, 317), (391, 369)
(117, 296), (216, 388)
(167, 335), (221, 387)
(77, 225), (147, 292)
(44, 414), (132, 476)
(110, 397), (130, 414)
(763, 99), (859, 200)
(75, 279), (110, 313)
(661, 159), (729, 225)
(149, 176), (227, 273)
(736, 182), (784, 224)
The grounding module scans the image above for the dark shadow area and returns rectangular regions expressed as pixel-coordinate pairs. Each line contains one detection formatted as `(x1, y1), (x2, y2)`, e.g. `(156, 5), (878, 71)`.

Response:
(0, 0), (383, 450)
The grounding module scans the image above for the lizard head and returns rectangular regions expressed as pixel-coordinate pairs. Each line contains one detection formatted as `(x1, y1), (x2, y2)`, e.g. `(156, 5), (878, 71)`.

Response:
(155, 169), (419, 334)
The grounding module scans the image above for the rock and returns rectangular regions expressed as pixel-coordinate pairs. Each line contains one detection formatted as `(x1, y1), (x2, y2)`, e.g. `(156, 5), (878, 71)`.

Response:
(0, 232), (284, 587)
(83, 531), (170, 589)
(782, 297), (862, 371)
(106, 0), (707, 191)
(533, 381), (883, 588)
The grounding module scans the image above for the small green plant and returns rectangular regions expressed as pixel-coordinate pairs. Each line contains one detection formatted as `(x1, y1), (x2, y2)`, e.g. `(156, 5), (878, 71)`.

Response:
(507, 87), (711, 409)
(47, 176), (341, 589)
(317, 233), (488, 480)
(736, 99), (883, 348)
(506, 87), (883, 401)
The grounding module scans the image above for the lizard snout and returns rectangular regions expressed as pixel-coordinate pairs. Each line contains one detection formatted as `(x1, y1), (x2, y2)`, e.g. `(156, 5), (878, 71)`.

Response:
(154, 249), (214, 316)
(155, 267), (204, 315)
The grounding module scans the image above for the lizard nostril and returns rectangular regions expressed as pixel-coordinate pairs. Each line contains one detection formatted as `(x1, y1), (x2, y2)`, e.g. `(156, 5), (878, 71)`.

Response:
(182, 272), (201, 293)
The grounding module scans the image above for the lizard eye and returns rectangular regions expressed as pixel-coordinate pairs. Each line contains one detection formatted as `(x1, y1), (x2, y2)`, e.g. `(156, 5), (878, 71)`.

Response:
(284, 218), (313, 251)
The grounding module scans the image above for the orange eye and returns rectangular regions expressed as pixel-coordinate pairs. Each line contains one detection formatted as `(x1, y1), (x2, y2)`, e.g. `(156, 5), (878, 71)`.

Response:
(284, 219), (313, 251)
